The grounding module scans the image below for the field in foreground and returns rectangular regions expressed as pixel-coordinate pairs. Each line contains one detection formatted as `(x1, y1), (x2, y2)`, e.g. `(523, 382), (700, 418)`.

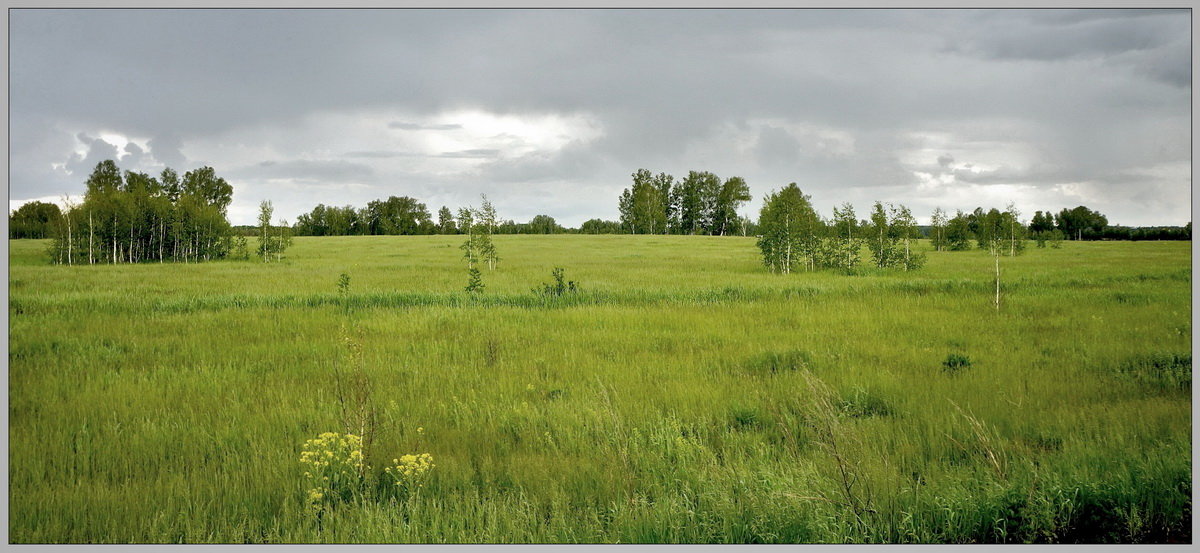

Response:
(8, 235), (1192, 543)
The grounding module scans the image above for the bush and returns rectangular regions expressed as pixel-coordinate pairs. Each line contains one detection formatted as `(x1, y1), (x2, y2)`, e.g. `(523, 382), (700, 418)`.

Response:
(534, 267), (577, 296)
(943, 353), (972, 373)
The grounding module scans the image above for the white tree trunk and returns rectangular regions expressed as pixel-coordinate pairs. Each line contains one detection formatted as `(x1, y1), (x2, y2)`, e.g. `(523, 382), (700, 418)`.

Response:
(994, 255), (1000, 311)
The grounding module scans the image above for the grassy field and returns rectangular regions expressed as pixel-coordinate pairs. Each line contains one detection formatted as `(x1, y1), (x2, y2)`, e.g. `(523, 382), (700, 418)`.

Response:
(7, 235), (1192, 543)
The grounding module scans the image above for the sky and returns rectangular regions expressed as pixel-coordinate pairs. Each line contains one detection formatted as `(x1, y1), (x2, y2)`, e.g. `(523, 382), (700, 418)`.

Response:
(8, 8), (1192, 227)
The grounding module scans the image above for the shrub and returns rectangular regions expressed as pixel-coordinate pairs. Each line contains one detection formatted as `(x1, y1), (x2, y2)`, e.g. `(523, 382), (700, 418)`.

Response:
(943, 353), (972, 373)
(534, 267), (578, 296)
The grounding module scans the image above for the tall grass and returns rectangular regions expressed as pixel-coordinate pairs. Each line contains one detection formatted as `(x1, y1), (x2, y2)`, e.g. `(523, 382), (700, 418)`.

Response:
(8, 236), (1191, 543)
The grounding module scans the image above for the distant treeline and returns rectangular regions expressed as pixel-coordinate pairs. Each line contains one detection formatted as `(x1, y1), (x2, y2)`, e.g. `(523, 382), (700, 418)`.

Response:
(292, 198), (565, 236)
(13, 166), (1191, 243)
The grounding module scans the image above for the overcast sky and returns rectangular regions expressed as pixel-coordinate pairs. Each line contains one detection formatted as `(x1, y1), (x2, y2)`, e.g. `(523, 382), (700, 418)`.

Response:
(9, 8), (1192, 227)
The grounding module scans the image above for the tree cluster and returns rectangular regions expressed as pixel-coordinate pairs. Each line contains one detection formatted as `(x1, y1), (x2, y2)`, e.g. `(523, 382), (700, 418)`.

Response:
(294, 197), (434, 236)
(295, 197), (565, 236)
(9, 201), (62, 239)
(1093, 224), (1192, 241)
(579, 219), (622, 234)
(1048, 206), (1107, 241)
(618, 169), (752, 236)
(928, 205), (1027, 255)
(48, 160), (236, 265)
(756, 184), (925, 274)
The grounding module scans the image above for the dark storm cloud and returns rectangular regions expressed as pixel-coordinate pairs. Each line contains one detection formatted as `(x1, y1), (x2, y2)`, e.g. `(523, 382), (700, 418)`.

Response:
(9, 9), (1191, 226)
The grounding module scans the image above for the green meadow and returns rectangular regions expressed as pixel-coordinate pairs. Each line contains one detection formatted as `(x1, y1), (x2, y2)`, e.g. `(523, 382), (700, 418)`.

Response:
(7, 235), (1192, 543)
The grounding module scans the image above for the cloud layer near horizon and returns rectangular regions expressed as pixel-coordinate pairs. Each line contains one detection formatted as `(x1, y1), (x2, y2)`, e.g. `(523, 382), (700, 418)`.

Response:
(10, 9), (1191, 226)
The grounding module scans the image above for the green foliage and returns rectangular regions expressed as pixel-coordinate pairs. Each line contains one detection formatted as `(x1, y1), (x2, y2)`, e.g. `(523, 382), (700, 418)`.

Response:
(829, 203), (863, 270)
(9, 201), (61, 239)
(437, 206), (457, 234)
(526, 215), (562, 234)
(1109, 352), (1191, 391)
(929, 207), (949, 252)
(865, 202), (925, 270)
(365, 196), (435, 235)
(7, 236), (1191, 544)
(942, 353), (972, 372)
(713, 176), (752, 236)
(229, 235), (251, 261)
(944, 211), (975, 251)
(1055, 205), (1108, 241)
(757, 183), (820, 273)
(579, 218), (622, 234)
(619, 169), (668, 234)
(256, 201), (293, 262)
(48, 160), (235, 264)
(534, 267), (578, 296)
(295, 204), (365, 236)
(464, 266), (484, 293)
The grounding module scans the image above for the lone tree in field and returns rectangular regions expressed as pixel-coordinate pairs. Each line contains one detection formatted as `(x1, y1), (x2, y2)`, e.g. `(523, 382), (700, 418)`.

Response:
(929, 207), (948, 252)
(475, 195), (499, 269)
(829, 202), (862, 270)
(457, 207), (485, 292)
(257, 200), (292, 262)
(757, 183), (819, 274)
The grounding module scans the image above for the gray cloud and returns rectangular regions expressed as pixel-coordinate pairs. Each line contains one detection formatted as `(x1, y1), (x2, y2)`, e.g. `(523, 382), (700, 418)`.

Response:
(122, 142), (146, 168)
(64, 133), (119, 176)
(755, 127), (803, 168)
(388, 122), (463, 131)
(9, 9), (1191, 227)
(344, 150), (417, 159)
(438, 149), (500, 159)
(147, 133), (187, 168)
(229, 159), (374, 183)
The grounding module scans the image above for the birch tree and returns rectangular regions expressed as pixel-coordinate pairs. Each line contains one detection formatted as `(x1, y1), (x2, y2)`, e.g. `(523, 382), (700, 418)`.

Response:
(930, 207), (948, 251)
(757, 183), (817, 274)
